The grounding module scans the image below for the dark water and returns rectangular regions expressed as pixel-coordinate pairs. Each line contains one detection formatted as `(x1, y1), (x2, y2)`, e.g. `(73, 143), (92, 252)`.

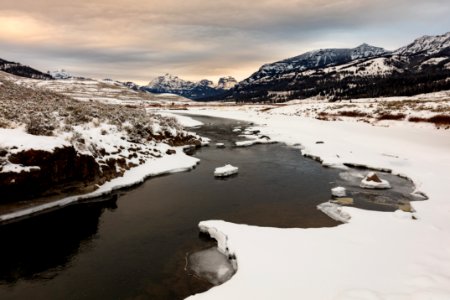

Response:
(0, 115), (410, 300)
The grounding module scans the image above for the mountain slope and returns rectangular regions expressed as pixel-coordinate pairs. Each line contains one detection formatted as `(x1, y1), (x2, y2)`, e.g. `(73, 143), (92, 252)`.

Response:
(222, 32), (450, 102)
(0, 58), (52, 80)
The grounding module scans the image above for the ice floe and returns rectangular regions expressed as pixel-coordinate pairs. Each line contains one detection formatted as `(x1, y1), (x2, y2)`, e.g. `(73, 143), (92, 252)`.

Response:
(331, 186), (346, 197)
(214, 164), (238, 177)
(317, 202), (351, 223)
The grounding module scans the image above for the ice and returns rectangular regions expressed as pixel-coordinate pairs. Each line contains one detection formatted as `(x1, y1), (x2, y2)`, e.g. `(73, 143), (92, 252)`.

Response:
(331, 186), (346, 197)
(216, 143), (225, 148)
(214, 164), (238, 177)
(317, 202), (351, 223)
(187, 247), (236, 285)
(235, 138), (275, 147)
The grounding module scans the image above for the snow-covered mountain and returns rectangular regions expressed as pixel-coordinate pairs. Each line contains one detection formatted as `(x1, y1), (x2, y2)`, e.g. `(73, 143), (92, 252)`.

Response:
(0, 58), (52, 80)
(216, 32), (450, 102)
(394, 32), (450, 56)
(142, 74), (237, 100)
(239, 44), (389, 87)
(217, 76), (238, 89)
(48, 69), (73, 79)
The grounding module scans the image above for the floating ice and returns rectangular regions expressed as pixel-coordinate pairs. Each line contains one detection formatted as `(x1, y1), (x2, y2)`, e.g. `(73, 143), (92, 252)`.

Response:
(187, 247), (236, 285)
(216, 143), (225, 148)
(232, 128), (242, 133)
(235, 138), (276, 147)
(317, 202), (351, 223)
(360, 172), (391, 189)
(331, 186), (346, 197)
(214, 164), (238, 177)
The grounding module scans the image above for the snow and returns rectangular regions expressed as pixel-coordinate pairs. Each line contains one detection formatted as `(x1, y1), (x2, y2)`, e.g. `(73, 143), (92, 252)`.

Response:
(214, 164), (239, 177)
(0, 128), (70, 153)
(179, 106), (450, 300)
(156, 111), (203, 127)
(235, 137), (276, 147)
(317, 202), (351, 223)
(0, 149), (199, 223)
(331, 186), (346, 197)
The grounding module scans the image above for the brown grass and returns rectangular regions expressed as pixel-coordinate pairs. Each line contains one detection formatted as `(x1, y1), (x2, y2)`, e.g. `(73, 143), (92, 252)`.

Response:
(337, 110), (368, 118)
(377, 113), (406, 121)
(409, 114), (450, 126)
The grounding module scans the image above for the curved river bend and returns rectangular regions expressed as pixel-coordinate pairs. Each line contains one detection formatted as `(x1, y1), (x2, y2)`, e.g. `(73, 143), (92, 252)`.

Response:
(0, 115), (415, 300)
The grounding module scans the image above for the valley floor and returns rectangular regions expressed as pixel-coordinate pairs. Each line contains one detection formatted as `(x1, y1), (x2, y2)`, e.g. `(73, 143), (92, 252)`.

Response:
(175, 105), (450, 300)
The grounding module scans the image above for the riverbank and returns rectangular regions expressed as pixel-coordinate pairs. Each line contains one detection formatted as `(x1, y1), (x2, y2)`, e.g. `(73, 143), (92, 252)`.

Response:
(180, 107), (450, 299)
(0, 76), (205, 222)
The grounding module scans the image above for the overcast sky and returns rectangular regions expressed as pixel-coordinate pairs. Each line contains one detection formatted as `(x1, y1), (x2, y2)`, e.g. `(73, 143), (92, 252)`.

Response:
(1, 0), (449, 84)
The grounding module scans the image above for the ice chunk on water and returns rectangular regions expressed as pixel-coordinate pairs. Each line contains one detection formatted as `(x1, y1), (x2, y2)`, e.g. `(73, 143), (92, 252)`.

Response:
(331, 186), (346, 197)
(214, 164), (238, 177)
(188, 247), (236, 285)
(317, 202), (351, 223)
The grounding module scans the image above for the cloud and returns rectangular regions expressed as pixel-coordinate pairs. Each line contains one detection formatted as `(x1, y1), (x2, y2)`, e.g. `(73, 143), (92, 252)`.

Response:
(1, 0), (449, 83)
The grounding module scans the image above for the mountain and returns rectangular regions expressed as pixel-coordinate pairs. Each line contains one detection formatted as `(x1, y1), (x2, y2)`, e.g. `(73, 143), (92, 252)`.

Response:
(244, 44), (388, 83)
(216, 32), (450, 102)
(48, 70), (73, 79)
(394, 32), (450, 56)
(217, 76), (238, 89)
(0, 58), (52, 80)
(142, 74), (237, 100)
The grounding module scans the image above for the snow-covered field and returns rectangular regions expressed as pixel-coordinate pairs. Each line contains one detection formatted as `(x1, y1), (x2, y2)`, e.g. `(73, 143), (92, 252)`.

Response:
(261, 90), (450, 129)
(177, 105), (450, 300)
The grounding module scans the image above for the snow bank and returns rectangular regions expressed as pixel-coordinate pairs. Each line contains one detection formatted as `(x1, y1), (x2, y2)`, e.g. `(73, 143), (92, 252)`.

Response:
(235, 138), (276, 147)
(0, 128), (69, 153)
(181, 107), (450, 300)
(157, 112), (203, 127)
(214, 164), (238, 177)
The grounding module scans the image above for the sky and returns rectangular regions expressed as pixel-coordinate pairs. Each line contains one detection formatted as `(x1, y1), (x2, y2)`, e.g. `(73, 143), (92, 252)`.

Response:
(1, 0), (449, 84)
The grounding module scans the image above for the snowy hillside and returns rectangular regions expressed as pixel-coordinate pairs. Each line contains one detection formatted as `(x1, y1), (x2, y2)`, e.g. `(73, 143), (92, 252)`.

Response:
(0, 58), (52, 80)
(0, 71), (204, 213)
(395, 32), (450, 56)
(240, 44), (388, 86)
(10, 73), (192, 106)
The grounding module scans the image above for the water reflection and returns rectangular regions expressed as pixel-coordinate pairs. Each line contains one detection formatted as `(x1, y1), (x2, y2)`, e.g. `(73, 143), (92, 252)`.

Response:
(0, 195), (117, 284)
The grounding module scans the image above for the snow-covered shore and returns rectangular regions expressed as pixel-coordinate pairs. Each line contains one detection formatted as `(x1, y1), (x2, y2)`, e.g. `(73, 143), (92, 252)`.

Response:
(0, 149), (199, 223)
(181, 107), (450, 299)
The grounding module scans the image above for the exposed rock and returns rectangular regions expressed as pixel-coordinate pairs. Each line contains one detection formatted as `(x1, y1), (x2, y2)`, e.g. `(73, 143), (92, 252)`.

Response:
(166, 149), (176, 155)
(331, 198), (354, 205)
(360, 172), (391, 189)
(1, 146), (101, 202)
(366, 172), (382, 183)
